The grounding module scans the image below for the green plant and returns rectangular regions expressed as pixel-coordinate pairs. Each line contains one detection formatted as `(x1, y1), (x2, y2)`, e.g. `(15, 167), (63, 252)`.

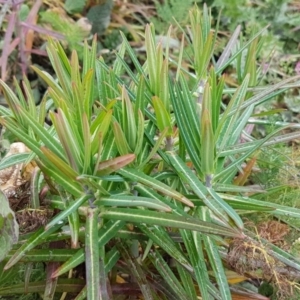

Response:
(150, 0), (199, 33)
(0, 4), (300, 299)
(40, 10), (91, 58)
(211, 0), (300, 54)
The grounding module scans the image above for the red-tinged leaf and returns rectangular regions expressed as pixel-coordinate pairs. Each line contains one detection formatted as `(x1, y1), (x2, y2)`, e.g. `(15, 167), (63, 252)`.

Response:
(97, 154), (136, 176)
(231, 291), (270, 300)
(233, 156), (257, 186)
(44, 261), (59, 300)
(41, 146), (78, 179)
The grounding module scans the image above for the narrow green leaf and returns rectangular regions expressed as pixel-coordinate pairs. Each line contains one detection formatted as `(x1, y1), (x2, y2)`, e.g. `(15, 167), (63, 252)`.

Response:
(167, 152), (244, 229)
(85, 207), (100, 300)
(117, 243), (154, 300)
(8, 105), (65, 161)
(171, 78), (201, 174)
(227, 104), (254, 147)
(268, 243), (300, 271)
(91, 109), (113, 156)
(134, 110), (145, 157)
(209, 68), (224, 133)
(112, 121), (131, 155)
(119, 32), (148, 79)
(149, 250), (189, 300)
(46, 39), (72, 100)
(70, 50), (82, 90)
(67, 248), (119, 300)
(38, 161), (83, 197)
(200, 208), (231, 300)
(51, 109), (83, 172)
(82, 69), (95, 120)
(215, 127), (285, 181)
(134, 185), (190, 217)
(0, 119), (46, 160)
(220, 193), (300, 219)
(83, 35), (97, 76)
(159, 59), (169, 108)
(135, 76), (146, 120)
(113, 37), (126, 75)
(232, 75), (300, 115)
(96, 195), (171, 212)
(21, 76), (38, 120)
(122, 86), (137, 150)
(139, 126), (168, 169)
(91, 100), (114, 132)
(31, 66), (65, 100)
(100, 208), (243, 238)
(45, 195), (90, 230)
(216, 74), (250, 151)
(0, 79), (30, 125)
(4, 249), (78, 262)
(0, 279), (85, 295)
(176, 262), (198, 300)
(30, 167), (41, 209)
(4, 223), (63, 270)
(76, 175), (109, 196)
(13, 77), (28, 108)
(179, 226), (211, 299)
(118, 168), (194, 207)
(38, 94), (48, 126)
(104, 247), (120, 273)
(201, 108), (214, 175)
(145, 24), (158, 94)
(95, 59), (110, 106)
(176, 34), (185, 81)
(216, 26), (269, 74)
(152, 96), (172, 136)
(155, 43), (163, 97)
(52, 220), (125, 277)
(82, 113), (91, 174)
(0, 153), (30, 170)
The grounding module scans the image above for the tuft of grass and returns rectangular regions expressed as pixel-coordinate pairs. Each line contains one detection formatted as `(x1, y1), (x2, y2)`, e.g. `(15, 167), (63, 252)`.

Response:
(150, 0), (199, 33)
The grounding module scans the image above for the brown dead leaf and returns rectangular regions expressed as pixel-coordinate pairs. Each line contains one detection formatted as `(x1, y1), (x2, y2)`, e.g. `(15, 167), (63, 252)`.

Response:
(0, 142), (36, 197)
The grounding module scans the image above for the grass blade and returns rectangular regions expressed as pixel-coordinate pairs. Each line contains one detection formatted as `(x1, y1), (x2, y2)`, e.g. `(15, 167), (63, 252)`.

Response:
(100, 208), (243, 238)
(118, 167), (194, 207)
(85, 207), (100, 300)
(4, 223), (63, 270)
(167, 152), (244, 229)
(52, 220), (125, 277)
